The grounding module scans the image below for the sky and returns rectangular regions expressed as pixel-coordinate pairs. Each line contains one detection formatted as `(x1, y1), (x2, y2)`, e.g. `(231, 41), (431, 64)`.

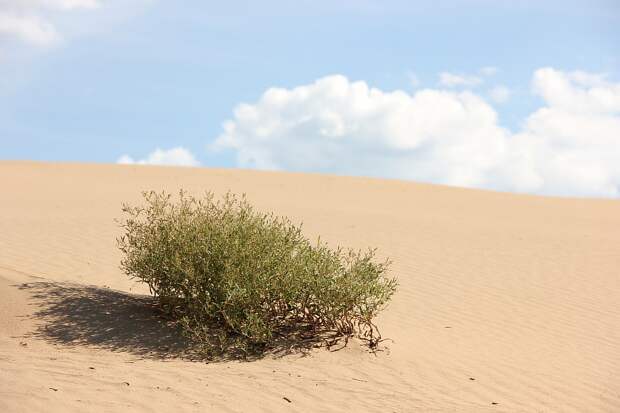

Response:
(1, 0), (619, 197)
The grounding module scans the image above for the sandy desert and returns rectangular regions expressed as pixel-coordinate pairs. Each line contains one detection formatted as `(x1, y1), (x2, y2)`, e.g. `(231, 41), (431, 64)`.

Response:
(0, 161), (619, 412)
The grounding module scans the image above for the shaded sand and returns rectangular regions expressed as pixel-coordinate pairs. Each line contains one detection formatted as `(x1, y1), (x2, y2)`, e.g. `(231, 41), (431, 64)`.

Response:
(1, 161), (619, 412)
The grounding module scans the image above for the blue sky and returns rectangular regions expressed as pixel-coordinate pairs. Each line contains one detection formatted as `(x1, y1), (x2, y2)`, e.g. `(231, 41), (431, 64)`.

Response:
(1, 0), (619, 197)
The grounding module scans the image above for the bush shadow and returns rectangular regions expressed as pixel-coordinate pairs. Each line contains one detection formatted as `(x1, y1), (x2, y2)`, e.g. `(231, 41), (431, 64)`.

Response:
(18, 281), (327, 362)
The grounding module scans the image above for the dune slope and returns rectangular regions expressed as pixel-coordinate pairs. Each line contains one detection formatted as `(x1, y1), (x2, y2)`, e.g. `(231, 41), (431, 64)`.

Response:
(1, 161), (619, 412)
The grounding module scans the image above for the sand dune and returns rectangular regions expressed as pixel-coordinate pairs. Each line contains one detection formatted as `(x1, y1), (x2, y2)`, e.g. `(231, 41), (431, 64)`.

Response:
(1, 161), (619, 412)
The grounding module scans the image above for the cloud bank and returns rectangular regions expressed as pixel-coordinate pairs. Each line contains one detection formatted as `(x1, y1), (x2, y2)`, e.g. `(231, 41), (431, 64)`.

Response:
(213, 68), (620, 197)
(117, 147), (199, 167)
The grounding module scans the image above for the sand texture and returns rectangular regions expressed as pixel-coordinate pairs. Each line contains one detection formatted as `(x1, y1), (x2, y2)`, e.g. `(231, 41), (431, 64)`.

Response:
(1, 161), (619, 412)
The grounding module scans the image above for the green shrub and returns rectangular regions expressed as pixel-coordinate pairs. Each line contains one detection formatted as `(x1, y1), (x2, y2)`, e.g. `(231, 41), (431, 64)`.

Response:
(117, 190), (397, 356)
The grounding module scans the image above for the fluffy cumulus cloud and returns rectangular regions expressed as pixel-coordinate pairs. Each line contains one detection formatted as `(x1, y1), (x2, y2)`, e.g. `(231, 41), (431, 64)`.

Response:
(117, 147), (200, 167)
(0, 0), (99, 46)
(504, 68), (620, 196)
(213, 68), (620, 197)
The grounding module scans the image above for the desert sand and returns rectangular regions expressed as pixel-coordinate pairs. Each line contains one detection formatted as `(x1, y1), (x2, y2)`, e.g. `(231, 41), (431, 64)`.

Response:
(0, 161), (618, 412)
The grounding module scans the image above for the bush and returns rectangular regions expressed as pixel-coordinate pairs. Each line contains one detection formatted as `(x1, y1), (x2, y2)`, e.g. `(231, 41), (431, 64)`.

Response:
(117, 190), (397, 356)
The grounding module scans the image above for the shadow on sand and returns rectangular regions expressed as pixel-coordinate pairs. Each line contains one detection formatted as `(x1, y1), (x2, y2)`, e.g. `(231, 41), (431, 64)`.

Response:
(18, 281), (325, 362)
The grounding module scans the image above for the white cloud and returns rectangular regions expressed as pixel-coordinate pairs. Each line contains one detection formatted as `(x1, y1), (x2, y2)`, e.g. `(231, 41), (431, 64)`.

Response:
(488, 85), (511, 103)
(532, 67), (620, 114)
(117, 147), (200, 167)
(0, 0), (99, 46)
(213, 68), (620, 197)
(504, 67), (620, 196)
(214, 75), (508, 189)
(439, 72), (483, 88)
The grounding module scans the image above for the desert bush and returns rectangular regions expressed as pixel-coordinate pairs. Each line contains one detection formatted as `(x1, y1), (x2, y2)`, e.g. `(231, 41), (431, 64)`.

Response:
(117, 190), (397, 356)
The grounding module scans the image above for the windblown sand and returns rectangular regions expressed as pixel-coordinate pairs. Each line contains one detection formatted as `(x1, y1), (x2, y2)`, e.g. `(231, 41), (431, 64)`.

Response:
(1, 161), (618, 412)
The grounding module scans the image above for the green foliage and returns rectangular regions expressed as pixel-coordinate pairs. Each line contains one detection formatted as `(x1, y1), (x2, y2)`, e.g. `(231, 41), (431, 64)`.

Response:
(118, 190), (397, 357)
